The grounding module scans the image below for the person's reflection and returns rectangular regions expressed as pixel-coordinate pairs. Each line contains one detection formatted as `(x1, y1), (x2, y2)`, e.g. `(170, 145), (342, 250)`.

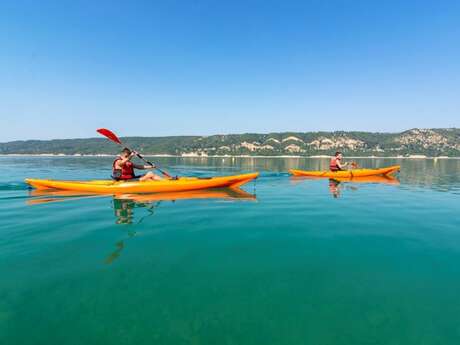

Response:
(106, 198), (157, 264)
(113, 198), (135, 224)
(113, 198), (158, 224)
(328, 179), (360, 198)
(329, 179), (342, 198)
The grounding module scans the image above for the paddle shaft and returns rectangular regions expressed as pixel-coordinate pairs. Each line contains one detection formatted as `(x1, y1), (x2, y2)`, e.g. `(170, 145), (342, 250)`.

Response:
(118, 143), (172, 179)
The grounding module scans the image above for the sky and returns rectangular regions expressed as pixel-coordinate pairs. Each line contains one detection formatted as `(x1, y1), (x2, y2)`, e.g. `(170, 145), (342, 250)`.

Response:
(0, 0), (459, 141)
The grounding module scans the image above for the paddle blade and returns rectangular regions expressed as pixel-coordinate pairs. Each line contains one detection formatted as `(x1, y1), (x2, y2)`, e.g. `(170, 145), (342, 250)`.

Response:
(97, 128), (122, 145)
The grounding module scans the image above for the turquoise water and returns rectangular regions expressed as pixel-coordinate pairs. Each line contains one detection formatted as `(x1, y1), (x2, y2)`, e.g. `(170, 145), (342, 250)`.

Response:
(1, 156), (460, 345)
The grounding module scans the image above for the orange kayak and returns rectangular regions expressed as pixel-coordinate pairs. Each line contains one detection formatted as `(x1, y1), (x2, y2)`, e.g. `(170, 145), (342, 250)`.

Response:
(289, 165), (400, 178)
(25, 172), (259, 194)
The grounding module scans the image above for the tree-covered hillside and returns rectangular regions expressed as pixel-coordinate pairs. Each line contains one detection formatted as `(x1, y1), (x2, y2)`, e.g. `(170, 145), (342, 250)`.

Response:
(1, 128), (459, 157)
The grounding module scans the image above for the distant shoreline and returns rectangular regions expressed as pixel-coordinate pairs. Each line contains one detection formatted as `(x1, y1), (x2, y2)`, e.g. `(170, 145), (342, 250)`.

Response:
(2, 128), (459, 158)
(1, 154), (459, 159)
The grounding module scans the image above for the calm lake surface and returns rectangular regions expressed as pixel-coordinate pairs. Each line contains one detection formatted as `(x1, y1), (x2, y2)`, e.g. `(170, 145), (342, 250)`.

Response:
(1, 156), (459, 345)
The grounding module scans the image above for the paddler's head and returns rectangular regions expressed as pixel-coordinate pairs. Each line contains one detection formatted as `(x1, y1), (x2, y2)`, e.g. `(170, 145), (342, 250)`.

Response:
(335, 151), (343, 160)
(121, 147), (132, 158)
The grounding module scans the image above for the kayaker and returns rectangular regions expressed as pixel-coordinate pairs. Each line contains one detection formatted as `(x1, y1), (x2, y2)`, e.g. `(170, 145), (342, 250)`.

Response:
(329, 152), (350, 171)
(112, 148), (162, 181)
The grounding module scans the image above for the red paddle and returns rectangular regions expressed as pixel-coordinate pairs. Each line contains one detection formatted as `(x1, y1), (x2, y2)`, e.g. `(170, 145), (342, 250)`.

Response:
(97, 128), (173, 179)
(97, 128), (122, 145)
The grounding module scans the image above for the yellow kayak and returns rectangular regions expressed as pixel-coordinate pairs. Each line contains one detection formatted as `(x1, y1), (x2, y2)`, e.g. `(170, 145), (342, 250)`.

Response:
(289, 165), (400, 178)
(25, 172), (259, 194)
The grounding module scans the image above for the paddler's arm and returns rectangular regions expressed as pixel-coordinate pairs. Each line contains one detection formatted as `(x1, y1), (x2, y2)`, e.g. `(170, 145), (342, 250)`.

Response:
(337, 161), (349, 170)
(117, 152), (136, 167)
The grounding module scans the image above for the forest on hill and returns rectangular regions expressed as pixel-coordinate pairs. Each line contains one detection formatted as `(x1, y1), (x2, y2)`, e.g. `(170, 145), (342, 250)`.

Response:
(1, 128), (459, 157)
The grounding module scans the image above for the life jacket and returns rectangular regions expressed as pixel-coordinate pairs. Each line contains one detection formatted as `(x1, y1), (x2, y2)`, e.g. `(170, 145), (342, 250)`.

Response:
(112, 158), (135, 180)
(330, 157), (341, 171)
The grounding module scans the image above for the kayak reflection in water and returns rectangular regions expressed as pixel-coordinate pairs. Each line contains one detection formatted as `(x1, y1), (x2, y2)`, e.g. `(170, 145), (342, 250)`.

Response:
(329, 151), (358, 171)
(112, 147), (162, 181)
(27, 188), (256, 263)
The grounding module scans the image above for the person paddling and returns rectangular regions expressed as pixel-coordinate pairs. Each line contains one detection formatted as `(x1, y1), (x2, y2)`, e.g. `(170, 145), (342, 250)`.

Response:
(329, 151), (351, 171)
(113, 148), (162, 181)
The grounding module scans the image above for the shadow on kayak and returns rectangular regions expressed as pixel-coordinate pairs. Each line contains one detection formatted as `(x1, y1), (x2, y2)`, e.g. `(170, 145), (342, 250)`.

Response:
(290, 175), (400, 198)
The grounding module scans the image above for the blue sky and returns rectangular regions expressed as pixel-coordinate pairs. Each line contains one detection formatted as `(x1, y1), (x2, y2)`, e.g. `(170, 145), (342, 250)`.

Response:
(1, 0), (459, 141)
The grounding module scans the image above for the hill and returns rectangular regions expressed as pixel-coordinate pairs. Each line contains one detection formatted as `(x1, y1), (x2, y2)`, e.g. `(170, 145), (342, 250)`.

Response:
(1, 128), (459, 157)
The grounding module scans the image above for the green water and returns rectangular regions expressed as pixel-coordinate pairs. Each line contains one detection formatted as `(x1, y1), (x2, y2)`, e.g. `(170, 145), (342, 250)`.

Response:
(1, 156), (460, 345)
